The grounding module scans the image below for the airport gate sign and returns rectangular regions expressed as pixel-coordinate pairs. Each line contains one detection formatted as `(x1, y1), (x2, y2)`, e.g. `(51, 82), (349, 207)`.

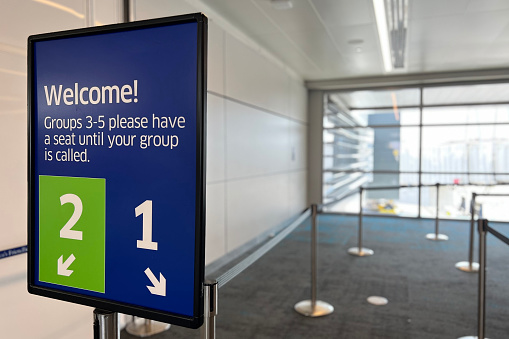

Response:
(28, 13), (207, 328)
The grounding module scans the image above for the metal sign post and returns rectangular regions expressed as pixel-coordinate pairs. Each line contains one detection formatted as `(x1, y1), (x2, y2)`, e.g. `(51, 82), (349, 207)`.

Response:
(93, 309), (119, 339)
(200, 281), (218, 339)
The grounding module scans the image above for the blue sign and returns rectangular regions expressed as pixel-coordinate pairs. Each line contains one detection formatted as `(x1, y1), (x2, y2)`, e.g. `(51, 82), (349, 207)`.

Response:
(28, 14), (207, 328)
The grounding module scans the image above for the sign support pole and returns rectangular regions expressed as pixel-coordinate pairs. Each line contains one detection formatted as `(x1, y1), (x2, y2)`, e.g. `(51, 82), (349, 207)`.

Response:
(200, 281), (218, 339)
(93, 309), (119, 339)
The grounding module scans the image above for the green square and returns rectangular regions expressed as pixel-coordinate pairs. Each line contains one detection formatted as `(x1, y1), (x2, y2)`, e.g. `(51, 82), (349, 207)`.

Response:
(39, 175), (105, 293)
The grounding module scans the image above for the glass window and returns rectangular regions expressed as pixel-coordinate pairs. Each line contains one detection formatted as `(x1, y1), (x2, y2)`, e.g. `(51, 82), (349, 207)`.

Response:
(345, 108), (420, 127)
(421, 126), (468, 173)
(363, 187), (419, 217)
(370, 126), (420, 172)
(324, 84), (509, 219)
(331, 88), (420, 109)
(364, 173), (419, 187)
(423, 83), (509, 105)
(323, 129), (374, 172)
(423, 105), (509, 125)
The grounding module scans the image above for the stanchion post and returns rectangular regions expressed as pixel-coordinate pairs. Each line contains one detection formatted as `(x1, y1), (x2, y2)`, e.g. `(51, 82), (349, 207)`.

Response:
(458, 218), (488, 339)
(435, 183), (439, 236)
(470, 193), (477, 265)
(426, 183), (448, 241)
(478, 219), (487, 339)
(93, 309), (119, 339)
(294, 204), (334, 317)
(200, 280), (218, 339)
(347, 188), (374, 256)
(455, 193), (480, 272)
(311, 204), (317, 308)
(358, 188), (363, 251)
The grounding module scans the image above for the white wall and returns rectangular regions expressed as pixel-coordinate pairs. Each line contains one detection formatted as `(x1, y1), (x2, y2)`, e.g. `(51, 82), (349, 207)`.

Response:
(0, 0), (308, 337)
(0, 1), (119, 338)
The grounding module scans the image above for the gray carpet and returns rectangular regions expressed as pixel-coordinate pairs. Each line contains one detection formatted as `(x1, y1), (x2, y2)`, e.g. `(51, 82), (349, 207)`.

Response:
(122, 214), (509, 338)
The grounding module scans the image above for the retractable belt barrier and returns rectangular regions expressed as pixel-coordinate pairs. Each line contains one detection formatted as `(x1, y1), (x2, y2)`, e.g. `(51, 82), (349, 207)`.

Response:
(202, 207), (334, 339)
(456, 193), (509, 273)
(343, 183), (446, 257)
(0, 245), (27, 260)
(322, 183), (509, 261)
(458, 218), (509, 339)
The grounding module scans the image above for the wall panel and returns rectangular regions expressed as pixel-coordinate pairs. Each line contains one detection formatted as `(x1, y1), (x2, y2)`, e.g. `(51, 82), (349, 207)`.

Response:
(289, 120), (308, 171)
(0, 114), (26, 250)
(226, 173), (290, 251)
(290, 77), (308, 123)
(205, 182), (226, 264)
(226, 99), (291, 180)
(289, 170), (308, 216)
(208, 21), (225, 95)
(206, 93), (225, 183)
(225, 33), (290, 116)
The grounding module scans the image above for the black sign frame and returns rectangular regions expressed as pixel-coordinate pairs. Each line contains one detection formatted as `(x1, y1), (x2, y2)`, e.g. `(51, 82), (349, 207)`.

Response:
(27, 13), (207, 329)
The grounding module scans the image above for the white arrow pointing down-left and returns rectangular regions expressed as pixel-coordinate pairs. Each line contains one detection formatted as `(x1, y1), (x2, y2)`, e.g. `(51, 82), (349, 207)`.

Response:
(144, 268), (166, 296)
(58, 254), (76, 276)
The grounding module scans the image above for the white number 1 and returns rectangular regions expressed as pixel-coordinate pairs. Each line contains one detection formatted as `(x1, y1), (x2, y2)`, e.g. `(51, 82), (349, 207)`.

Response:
(136, 200), (158, 250)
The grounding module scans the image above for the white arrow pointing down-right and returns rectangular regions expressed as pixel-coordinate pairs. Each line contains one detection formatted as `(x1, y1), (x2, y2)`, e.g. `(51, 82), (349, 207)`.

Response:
(144, 268), (166, 296)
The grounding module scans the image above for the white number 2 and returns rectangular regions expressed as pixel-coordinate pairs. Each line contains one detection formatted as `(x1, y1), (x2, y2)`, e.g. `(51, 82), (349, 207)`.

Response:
(60, 194), (83, 240)
(136, 200), (158, 250)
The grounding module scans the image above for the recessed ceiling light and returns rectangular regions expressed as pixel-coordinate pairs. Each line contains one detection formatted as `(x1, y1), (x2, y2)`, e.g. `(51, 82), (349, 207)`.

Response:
(373, 0), (408, 72)
(355, 47), (363, 53)
(271, 0), (294, 10)
(373, 0), (392, 72)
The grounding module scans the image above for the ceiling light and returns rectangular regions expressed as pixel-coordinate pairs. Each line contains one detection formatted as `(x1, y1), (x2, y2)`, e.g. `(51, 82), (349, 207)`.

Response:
(271, 0), (294, 10)
(373, 0), (408, 72)
(373, 0), (392, 72)
(33, 0), (84, 19)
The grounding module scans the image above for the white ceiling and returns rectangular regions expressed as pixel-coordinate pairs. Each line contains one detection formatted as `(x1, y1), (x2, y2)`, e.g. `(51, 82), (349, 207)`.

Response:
(201, 0), (509, 81)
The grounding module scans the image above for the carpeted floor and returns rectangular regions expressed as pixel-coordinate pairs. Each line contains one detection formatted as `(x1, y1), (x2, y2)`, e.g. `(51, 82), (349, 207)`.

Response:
(122, 214), (509, 339)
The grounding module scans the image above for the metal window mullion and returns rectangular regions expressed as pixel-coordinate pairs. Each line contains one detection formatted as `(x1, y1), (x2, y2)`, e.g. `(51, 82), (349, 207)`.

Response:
(418, 86), (423, 218)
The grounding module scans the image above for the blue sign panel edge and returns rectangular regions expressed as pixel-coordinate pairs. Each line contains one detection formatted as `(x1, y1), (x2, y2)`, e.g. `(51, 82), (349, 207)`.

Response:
(27, 13), (207, 329)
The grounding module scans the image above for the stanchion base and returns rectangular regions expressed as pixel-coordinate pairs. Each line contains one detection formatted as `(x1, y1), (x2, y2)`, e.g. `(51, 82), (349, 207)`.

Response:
(294, 300), (334, 317)
(367, 296), (388, 306)
(347, 247), (374, 256)
(426, 233), (449, 241)
(455, 261), (480, 272)
(125, 320), (170, 337)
